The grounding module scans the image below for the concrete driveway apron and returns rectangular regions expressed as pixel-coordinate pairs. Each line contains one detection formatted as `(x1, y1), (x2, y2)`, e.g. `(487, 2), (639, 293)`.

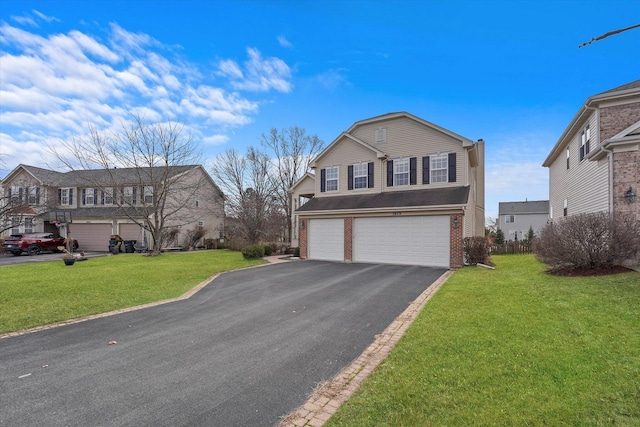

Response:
(0, 260), (446, 427)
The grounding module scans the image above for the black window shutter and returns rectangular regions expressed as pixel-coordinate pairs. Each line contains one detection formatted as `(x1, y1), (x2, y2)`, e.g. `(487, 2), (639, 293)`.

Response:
(69, 189), (73, 205)
(387, 160), (394, 187)
(19, 187), (23, 202)
(422, 156), (430, 184)
(320, 168), (326, 192)
(367, 162), (374, 188)
(36, 187), (40, 204)
(448, 153), (457, 182)
(410, 157), (417, 185)
(94, 188), (98, 205)
(58, 189), (62, 204)
(133, 187), (137, 205)
(82, 189), (86, 205)
(348, 165), (354, 190)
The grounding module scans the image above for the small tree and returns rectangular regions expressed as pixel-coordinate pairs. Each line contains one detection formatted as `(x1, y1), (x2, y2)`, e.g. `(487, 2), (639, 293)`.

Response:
(536, 212), (640, 270)
(184, 226), (207, 250)
(495, 228), (505, 245)
(463, 236), (488, 265)
(526, 226), (535, 242)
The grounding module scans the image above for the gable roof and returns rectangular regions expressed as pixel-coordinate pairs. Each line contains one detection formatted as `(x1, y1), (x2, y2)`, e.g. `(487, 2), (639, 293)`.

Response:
(347, 111), (475, 147)
(498, 200), (549, 215)
(310, 133), (386, 168)
(296, 186), (470, 214)
(543, 79), (640, 166)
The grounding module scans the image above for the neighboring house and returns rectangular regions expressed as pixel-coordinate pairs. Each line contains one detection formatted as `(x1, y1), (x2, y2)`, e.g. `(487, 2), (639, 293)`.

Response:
(290, 112), (485, 268)
(1, 164), (224, 251)
(542, 80), (639, 226)
(497, 200), (549, 241)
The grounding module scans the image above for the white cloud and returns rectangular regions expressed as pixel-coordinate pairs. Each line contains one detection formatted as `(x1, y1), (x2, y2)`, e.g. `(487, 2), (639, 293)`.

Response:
(0, 22), (295, 174)
(277, 35), (293, 48)
(316, 69), (349, 91)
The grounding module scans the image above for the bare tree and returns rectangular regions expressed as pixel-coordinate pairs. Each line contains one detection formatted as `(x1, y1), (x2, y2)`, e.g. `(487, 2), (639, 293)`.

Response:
(260, 126), (324, 242)
(209, 147), (278, 244)
(49, 114), (211, 254)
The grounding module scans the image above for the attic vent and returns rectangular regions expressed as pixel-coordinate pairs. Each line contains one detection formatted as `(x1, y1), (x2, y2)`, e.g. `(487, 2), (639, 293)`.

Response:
(375, 127), (386, 143)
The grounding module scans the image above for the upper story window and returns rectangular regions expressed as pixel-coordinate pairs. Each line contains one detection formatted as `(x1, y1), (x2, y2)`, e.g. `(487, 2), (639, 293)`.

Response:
(580, 124), (591, 161)
(83, 188), (96, 206)
(28, 187), (40, 205)
(563, 199), (568, 217)
(58, 188), (73, 206)
(505, 215), (515, 223)
(103, 187), (114, 205)
(122, 186), (136, 205)
(9, 186), (21, 204)
(394, 158), (410, 186)
(430, 154), (449, 183)
(143, 186), (154, 205)
(320, 166), (339, 192)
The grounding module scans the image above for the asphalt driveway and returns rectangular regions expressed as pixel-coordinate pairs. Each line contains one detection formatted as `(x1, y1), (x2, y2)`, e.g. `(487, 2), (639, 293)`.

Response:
(0, 260), (446, 426)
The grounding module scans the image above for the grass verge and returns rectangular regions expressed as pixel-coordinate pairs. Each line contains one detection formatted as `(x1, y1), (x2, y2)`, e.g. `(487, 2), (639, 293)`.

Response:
(326, 254), (640, 426)
(0, 250), (265, 334)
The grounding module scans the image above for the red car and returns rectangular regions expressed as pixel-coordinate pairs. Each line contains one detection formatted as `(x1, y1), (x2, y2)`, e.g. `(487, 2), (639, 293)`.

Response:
(2, 233), (79, 256)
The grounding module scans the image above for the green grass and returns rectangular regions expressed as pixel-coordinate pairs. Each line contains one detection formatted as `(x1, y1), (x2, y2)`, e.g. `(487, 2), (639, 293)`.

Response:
(0, 250), (265, 334)
(326, 255), (640, 426)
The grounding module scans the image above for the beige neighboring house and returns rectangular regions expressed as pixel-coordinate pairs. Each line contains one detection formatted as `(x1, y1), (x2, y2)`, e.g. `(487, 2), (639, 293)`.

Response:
(542, 80), (639, 229)
(1, 164), (224, 251)
(290, 112), (485, 269)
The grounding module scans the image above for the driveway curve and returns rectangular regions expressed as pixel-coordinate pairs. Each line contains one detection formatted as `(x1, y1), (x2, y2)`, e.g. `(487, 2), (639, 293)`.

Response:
(0, 260), (446, 427)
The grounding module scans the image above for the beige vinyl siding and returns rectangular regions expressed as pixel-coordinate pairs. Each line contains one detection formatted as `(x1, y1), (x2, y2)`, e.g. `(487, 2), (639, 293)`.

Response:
(317, 116), (467, 197)
(549, 112), (608, 219)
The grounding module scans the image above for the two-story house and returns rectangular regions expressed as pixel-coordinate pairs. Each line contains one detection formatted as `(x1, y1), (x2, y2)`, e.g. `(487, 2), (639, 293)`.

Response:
(542, 80), (639, 225)
(290, 112), (485, 268)
(1, 164), (224, 251)
(497, 200), (549, 241)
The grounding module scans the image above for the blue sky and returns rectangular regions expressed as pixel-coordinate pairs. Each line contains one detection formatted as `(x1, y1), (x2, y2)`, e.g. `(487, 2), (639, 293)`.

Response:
(1, 0), (639, 218)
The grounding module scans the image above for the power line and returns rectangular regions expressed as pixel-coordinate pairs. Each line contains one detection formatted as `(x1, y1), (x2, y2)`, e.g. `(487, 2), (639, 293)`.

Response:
(579, 23), (640, 48)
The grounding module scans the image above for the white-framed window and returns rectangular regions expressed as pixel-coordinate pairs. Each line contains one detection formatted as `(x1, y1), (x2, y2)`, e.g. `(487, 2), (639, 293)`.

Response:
(505, 215), (515, 223)
(354, 163), (368, 189)
(122, 186), (134, 204)
(394, 158), (410, 186)
(24, 217), (34, 233)
(198, 221), (204, 227)
(143, 186), (154, 205)
(60, 188), (72, 205)
(9, 186), (21, 204)
(28, 187), (39, 204)
(430, 153), (448, 183)
(103, 187), (114, 205)
(10, 217), (20, 234)
(563, 199), (568, 217)
(580, 124), (591, 161)
(326, 166), (338, 192)
(84, 188), (95, 205)
(566, 146), (570, 170)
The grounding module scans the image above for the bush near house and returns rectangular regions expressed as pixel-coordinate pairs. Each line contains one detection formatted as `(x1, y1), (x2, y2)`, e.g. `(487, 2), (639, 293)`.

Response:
(241, 244), (265, 259)
(463, 236), (488, 265)
(536, 212), (640, 272)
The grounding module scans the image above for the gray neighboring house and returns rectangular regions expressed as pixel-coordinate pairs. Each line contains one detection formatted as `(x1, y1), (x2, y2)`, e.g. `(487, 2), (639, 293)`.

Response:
(1, 164), (224, 251)
(497, 200), (549, 241)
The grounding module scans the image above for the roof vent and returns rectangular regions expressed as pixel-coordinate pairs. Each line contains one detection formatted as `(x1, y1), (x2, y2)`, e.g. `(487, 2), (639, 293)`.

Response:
(375, 127), (386, 143)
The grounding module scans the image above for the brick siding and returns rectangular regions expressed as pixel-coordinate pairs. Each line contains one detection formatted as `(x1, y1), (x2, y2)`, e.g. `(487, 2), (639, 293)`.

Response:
(449, 214), (463, 268)
(344, 217), (353, 261)
(612, 151), (639, 222)
(600, 102), (640, 140)
(299, 219), (308, 259)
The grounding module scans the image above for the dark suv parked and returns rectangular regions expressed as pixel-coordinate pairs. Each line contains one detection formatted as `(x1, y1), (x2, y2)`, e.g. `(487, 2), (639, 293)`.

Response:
(2, 233), (79, 256)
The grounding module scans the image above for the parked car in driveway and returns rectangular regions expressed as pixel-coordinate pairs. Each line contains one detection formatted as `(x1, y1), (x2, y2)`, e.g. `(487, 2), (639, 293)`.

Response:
(2, 233), (79, 256)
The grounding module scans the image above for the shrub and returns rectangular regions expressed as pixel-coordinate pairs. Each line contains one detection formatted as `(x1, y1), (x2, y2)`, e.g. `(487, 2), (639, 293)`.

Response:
(293, 247), (300, 257)
(536, 212), (640, 270)
(241, 244), (265, 259)
(495, 229), (505, 245)
(263, 244), (273, 256)
(463, 236), (489, 265)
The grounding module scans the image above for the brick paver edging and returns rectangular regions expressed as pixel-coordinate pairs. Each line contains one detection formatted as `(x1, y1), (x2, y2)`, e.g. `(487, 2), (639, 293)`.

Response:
(278, 269), (455, 427)
(0, 257), (288, 341)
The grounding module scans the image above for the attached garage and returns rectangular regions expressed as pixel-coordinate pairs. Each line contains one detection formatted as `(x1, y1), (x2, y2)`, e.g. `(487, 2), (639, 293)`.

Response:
(308, 218), (344, 261)
(69, 223), (113, 252)
(353, 216), (450, 267)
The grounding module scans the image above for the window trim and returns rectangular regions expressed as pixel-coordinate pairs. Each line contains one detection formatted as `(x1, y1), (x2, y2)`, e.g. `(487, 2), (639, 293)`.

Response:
(325, 166), (339, 192)
(505, 215), (515, 223)
(353, 162), (368, 189)
(393, 157), (410, 186)
(430, 153), (449, 184)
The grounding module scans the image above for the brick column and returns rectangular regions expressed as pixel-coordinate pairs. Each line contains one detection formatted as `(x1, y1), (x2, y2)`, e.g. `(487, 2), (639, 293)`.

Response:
(299, 218), (308, 259)
(612, 151), (639, 222)
(450, 214), (464, 269)
(344, 217), (353, 262)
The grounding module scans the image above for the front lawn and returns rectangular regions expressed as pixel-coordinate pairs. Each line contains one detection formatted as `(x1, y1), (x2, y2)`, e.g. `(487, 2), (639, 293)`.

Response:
(326, 254), (640, 426)
(0, 250), (265, 334)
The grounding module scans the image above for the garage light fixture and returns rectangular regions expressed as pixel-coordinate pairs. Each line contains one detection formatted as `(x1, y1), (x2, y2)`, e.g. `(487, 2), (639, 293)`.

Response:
(452, 216), (460, 228)
(624, 187), (636, 204)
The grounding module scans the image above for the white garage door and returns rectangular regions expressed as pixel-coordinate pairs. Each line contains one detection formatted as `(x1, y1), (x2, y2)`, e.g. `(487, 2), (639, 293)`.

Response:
(308, 218), (344, 261)
(353, 216), (450, 267)
(69, 223), (113, 252)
